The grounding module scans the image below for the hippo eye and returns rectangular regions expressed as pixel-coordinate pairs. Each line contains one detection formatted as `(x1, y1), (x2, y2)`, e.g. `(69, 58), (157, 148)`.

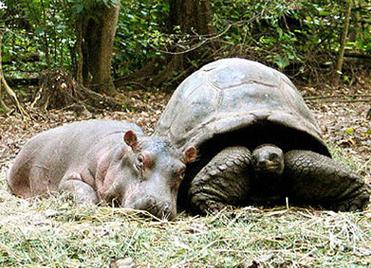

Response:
(135, 154), (145, 170)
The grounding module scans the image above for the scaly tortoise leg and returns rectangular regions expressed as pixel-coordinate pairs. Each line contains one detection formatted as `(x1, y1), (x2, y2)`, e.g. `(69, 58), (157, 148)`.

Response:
(188, 146), (251, 214)
(284, 150), (370, 211)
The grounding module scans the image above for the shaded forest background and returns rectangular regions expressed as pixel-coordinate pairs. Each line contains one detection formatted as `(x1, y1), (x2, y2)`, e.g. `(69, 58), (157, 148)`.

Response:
(0, 0), (369, 114)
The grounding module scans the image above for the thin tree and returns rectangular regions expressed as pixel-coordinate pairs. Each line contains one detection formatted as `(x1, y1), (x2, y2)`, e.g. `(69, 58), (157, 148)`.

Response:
(0, 29), (28, 117)
(333, 0), (352, 85)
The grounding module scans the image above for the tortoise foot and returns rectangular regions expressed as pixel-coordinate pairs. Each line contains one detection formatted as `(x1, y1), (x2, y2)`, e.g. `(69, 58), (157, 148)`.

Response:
(331, 187), (369, 212)
(189, 146), (251, 214)
(284, 150), (370, 211)
(196, 199), (228, 214)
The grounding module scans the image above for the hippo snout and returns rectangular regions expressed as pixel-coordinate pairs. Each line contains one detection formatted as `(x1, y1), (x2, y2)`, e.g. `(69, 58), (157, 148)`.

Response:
(123, 195), (176, 220)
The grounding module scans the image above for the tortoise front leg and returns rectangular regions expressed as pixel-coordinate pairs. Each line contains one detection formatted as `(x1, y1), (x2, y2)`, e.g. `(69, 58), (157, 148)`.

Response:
(284, 150), (370, 211)
(188, 146), (251, 214)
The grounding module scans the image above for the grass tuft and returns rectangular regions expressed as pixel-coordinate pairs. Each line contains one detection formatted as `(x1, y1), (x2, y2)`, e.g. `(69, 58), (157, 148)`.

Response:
(1, 160), (370, 267)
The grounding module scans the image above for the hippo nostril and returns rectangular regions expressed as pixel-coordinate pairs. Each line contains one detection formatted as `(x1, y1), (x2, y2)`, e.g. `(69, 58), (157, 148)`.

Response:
(162, 202), (171, 211)
(160, 201), (175, 220)
(125, 195), (175, 220)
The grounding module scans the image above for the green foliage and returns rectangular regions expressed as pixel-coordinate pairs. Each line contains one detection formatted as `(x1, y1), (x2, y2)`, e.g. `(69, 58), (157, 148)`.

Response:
(211, 0), (370, 78)
(65, 0), (119, 17)
(1, 0), (169, 80)
(0, 0), (369, 83)
(1, 0), (76, 78)
(112, 0), (169, 76)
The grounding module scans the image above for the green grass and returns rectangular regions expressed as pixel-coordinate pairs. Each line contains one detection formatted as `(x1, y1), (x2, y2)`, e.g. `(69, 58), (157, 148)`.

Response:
(328, 144), (359, 171)
(1, 153), (370, 267)
(0, 182), (370, 267)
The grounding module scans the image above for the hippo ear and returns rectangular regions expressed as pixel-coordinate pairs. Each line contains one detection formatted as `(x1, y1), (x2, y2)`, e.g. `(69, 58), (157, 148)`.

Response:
(124, 130), (138, 150)
(182, 146), (198, 163)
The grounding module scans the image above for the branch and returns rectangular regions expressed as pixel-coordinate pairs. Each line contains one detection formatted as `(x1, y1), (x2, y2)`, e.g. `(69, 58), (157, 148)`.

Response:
(149, 13), (262, 57)
(150, 24), (232, 55)
(304, 94), (371, 103)
(0, 29), (29, 118)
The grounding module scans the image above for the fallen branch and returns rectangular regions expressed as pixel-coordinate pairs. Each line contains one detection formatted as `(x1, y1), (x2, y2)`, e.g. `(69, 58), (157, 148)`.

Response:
(0, 74), (29, 116)
(325, 98), (370, 103)
(31, 69), (125, 113)
(0, 74), (9, 111)
(304, 94), (371, 102)
(0, 29), (29, 118)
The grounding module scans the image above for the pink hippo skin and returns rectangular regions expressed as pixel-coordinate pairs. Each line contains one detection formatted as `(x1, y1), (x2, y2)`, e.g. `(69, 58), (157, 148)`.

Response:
(7, 120), (197, 220)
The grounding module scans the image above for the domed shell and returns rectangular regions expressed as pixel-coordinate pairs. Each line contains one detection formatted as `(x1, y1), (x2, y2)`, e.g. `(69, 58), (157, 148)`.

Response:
(155, 58), (330, 156)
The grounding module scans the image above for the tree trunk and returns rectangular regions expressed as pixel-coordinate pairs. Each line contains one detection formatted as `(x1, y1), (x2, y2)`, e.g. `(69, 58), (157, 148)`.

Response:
(169, 0), (214, 35)
(333, 0), (352, 85)
(151, 0), (214, 86)
(78, 2), (120, 95)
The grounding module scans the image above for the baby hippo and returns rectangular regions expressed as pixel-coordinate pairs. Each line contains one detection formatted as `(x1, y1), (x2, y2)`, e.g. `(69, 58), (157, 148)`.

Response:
(7, 120), (197, 220)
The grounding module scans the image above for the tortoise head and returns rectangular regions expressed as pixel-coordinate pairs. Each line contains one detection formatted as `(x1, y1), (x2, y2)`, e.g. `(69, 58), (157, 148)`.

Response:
(252, 144), (285, 176)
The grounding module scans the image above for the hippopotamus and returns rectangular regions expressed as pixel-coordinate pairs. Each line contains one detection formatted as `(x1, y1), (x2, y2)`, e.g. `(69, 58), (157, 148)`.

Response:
(7, 120), (197, 220)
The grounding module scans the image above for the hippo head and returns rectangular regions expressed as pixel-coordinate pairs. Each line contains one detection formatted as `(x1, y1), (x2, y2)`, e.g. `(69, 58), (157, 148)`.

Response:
(102, 130), (197, 220)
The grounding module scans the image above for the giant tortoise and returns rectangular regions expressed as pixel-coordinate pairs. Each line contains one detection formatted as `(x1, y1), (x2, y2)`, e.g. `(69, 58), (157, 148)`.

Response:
(155, 58), (369, 213)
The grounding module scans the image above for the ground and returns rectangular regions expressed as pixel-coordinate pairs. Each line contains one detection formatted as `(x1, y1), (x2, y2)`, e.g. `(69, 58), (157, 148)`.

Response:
(0, 84), (370, 267)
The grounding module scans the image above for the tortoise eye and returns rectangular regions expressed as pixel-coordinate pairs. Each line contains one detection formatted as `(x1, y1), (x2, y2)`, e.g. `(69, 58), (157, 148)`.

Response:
(269, 153), (279, 161)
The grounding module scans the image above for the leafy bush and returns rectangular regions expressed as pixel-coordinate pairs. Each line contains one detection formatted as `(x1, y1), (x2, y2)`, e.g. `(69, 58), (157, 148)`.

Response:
(211, 0), (369, 79)
(0, 0), (369, 83)
(112, 0), (169, 77)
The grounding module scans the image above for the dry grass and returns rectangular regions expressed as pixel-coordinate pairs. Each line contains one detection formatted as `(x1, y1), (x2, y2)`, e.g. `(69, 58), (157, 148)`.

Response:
(0, 164), (370, 268)
(0, 90), (370, 267)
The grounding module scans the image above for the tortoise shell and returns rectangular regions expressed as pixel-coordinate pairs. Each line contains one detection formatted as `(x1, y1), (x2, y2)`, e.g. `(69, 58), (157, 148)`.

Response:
(155, 58), (330, 157)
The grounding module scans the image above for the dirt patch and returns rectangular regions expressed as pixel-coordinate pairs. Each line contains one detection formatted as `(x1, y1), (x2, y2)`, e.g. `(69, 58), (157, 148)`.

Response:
(1, 86), (370, 184)
(0, 89), (170, 168)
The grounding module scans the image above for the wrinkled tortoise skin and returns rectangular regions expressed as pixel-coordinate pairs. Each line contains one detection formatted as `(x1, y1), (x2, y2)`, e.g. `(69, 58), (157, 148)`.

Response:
(155, 58), (369, 213)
